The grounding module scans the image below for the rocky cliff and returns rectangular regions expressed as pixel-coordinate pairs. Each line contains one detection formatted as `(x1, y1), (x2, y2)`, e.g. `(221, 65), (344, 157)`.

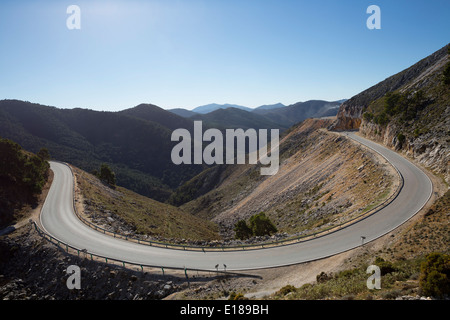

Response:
(331, 43), (450, 183)
(331, 44), (449, 131)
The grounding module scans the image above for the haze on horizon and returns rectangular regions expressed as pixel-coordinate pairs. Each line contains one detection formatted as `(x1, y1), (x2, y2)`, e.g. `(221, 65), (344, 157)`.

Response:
(0, 0), (449, 111)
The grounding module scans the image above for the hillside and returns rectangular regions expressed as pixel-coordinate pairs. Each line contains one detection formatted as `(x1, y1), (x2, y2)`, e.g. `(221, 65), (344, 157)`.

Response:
(192, 103), (252, 114)
(331, 43), (450, 184)
(71, 165), (219, 241)
(253, 103), (286, 111)
(119, 104), (195, 132)
(0, 138), (49, 228)
(169, 100), (342, 130)
(185, 100), (342, 131)
(189, 107), (289, 131)
(0, 100), (206, 202)
(253, 100), (342, 127)
(176, 117), (400, 240)
(167, 108), (198, 118)
(264, 189), (450, 301)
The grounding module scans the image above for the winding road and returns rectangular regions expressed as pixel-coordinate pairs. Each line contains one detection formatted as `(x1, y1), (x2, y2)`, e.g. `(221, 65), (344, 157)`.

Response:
(39, 132), (433, 271)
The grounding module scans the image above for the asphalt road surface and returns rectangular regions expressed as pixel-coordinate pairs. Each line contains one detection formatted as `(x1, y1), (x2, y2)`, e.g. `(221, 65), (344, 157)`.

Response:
(39, 132), (433, 271)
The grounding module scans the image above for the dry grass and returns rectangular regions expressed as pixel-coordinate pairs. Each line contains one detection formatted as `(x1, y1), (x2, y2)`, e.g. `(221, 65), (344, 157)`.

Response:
(72, 166), (220, 241)
(269, 189), (449, 300)
(180, 118), (398, 239)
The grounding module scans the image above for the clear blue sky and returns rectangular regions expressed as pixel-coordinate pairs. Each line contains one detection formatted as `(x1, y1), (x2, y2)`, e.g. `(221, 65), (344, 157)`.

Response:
(0, 0), (449, 111)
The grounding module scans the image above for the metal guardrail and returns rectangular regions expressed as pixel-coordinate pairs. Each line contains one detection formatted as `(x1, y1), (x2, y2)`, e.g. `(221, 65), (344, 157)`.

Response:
(31, 220), (259, 279)
(61, 135), (404, 253)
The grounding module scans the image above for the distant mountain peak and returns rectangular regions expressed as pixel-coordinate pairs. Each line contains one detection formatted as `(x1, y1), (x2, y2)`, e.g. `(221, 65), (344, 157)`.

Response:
(192, 103), (252, 114)
(254, 103), (286, 111)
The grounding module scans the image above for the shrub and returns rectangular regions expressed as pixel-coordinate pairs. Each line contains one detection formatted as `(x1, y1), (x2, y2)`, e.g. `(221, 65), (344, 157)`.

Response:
(374, 111), (389, 126)
(375, 257), (397, 275)
(37, 147), (51, 160)
(384, 92), (402, 116)
(276, 285), (296, 296)
(316, 271), (333, 283)
(99, 163), (116, 186)
(228, 292), (248, 300)
(419, 252), (450, 298)
(397, 133), (406, 146)
(381, 289), (402, 300)
(443, 62), (450, 85)
(249, 212), (278, 237)
(234, 220), (252, 240)
(234, 212), (278, 239)
(0, 138), (49, 227)
(363, 112), (374, 122)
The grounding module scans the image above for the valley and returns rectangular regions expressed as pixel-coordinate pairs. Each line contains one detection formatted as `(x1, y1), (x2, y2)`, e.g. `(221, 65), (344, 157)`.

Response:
(179, 118), (400, 240)
(0, 43), (449, 302)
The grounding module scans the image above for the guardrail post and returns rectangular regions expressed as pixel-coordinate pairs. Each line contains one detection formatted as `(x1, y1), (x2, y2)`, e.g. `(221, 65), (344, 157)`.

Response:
(184, 267), (190, 287)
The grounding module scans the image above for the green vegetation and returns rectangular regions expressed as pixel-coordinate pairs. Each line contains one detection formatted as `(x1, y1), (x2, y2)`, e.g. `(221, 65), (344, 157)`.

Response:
(234, 220), (253, 240)
(272, 258), (422, 300)
(98, 163), (116, 186)
(419, 252), (450, 298)
(443, 62), (450, 85)
(275, 285), (296, 296)
(373, 111), (389, 126)
(250, 212), (278, 236)
(443, 47), (450, 85)
(272, 190), (450, 300)
(0, 100), (206, 202)
(368, 89), (429, 125)
(234, 212), (277, 240)
(363, 112), (374, 122)
(36, 147), (51, 161)
(374, 257), (398, 275)
(228, 292), (248, 300)
(0, 137), (49, 227)
(397, 133), (406, 146)
(167, 165), (225, 207)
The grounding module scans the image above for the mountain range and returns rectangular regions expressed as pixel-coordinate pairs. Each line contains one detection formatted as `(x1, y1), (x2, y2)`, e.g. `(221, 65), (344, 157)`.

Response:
(191, 103), (253, 114)
(2, 41), (447, 209)
(0, 98), (342, 202)
(0, 100), (205, 201)
(169, 99), (344, 130)
(166, 43), (449, 239)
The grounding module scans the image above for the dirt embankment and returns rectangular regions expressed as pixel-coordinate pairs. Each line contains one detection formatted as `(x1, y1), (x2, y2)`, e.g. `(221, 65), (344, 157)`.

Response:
(182, 118), (400, 240)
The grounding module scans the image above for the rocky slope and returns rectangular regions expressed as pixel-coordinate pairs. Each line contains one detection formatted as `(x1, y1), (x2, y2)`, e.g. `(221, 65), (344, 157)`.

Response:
(331, 43), (450, 183)
(0, 224), (186, 300)
(180, 118), (399, 240)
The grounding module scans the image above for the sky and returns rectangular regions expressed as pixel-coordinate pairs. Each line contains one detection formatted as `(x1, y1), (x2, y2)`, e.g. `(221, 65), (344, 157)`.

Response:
(0, 0), (449, 111)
